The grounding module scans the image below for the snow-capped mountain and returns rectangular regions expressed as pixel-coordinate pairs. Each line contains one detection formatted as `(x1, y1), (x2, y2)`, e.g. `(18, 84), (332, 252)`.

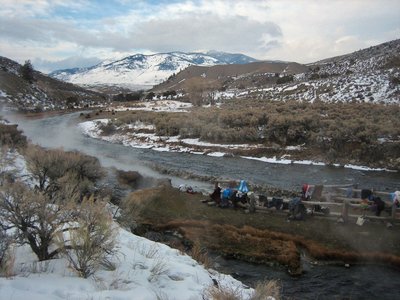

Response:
(50, 51), (258, 89)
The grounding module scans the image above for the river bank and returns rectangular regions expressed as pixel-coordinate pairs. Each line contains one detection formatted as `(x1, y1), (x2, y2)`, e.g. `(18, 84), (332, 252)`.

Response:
(122, 184), (400, 277)
(77, 109), (399, 173)
(75, 99), (400, 172)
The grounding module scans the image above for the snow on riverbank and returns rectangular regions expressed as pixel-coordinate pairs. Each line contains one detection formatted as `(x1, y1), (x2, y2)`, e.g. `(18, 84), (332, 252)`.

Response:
(241, 155), (394, 171)
(78, 119), (261, 157)
(110, 100), (193, 113)
(0, 222), (254, 300)
(78, 119), (396, 173)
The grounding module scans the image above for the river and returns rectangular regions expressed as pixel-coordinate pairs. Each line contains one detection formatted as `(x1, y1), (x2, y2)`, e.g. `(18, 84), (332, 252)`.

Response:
(6, 111), (400, 299)
(7, 111), (400, 192)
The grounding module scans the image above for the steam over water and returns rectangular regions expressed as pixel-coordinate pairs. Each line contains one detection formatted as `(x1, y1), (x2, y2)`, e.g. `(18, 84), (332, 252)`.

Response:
(6, 111), (400, 299)
(7, 111), (400, 192)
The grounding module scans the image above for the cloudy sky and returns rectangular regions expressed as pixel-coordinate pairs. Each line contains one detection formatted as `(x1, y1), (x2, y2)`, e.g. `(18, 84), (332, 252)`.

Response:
(0, 0), (399, 73)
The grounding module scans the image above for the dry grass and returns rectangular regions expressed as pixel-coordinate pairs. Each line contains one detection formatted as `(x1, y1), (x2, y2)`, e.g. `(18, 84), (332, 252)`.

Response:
(190, 241), (213, 269)
(148, 258), (169, 282)
(251, 280), (281, 300)
(204, 285), (244, 300)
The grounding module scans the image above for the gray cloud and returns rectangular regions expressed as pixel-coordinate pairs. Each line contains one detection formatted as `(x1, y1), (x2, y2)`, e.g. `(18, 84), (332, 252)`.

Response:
(32, 56), (102, 73)
(124, 14), (282, 54)
(0, 12), (282, 58)
(0, 16), (95, 45)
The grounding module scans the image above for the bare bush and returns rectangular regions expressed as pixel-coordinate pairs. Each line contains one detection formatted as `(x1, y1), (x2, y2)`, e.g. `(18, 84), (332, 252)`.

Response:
(0, 227), (14, 276)
(56, 197), (117, 278)
(24, 145), (104, 200)
(0, 146), (16, 185)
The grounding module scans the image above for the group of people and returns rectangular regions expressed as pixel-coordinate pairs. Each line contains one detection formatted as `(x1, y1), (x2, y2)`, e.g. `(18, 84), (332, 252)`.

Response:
(360, 188), (400, 216)
(205, 180), (400, 221)
(208, 180), (250, 209)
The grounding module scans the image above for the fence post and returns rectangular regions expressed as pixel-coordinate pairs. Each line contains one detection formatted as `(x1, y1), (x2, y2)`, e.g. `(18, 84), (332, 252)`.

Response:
(248, 193), (256, 213)
(342, 199), (349, 222)
(392, 203), (397, 220)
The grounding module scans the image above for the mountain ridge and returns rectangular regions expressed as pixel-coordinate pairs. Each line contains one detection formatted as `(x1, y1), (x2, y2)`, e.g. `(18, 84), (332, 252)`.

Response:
(49, 51), (258, 88)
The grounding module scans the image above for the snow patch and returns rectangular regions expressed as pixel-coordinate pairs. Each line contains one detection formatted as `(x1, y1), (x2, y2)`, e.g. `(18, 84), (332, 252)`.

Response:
(0, 223), (254, 300)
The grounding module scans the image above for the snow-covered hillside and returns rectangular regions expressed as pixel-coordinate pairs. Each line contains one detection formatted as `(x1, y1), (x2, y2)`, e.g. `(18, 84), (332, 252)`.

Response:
(0, 146), (259, 300)
(50, 52), (258, 89)
(1, 222), (255, 300)
(212, 39), (400, 104)
(0, 56), (107, 111)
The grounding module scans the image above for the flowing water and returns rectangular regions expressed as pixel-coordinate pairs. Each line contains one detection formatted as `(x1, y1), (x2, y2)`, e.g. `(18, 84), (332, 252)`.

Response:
(7, 111), (400, 192)
(5, 111), (400, 299)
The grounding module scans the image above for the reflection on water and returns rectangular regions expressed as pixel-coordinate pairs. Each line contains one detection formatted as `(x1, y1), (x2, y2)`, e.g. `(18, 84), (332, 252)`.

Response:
(213, 255), (399, 300)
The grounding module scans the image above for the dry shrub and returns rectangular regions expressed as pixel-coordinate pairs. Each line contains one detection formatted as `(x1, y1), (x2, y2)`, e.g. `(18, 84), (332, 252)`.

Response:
(120, 187), (162, 228)
(56, 197), (117, 278)
(0, 123), (27, 149)
(116, 170), (142, 187)
(251, 280), (281, 300)
(204, 285), (244, 300)
(24, 145), (104, 199)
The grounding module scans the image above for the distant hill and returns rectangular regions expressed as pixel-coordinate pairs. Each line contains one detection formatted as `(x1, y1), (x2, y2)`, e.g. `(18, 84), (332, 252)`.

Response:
(152, 61), (308, 92)
(153, 39), (400, 105)
(0, 57), (107, 111)
(49, 51), (258, 89)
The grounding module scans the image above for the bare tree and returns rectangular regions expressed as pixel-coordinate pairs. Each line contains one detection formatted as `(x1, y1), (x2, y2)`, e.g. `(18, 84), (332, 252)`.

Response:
(184, 77), (220, 106)
(0, 181), (73, 261)
(0, 145), (107, 263)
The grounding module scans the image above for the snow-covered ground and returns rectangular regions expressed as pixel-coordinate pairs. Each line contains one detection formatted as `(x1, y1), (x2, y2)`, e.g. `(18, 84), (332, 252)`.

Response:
(213, 68), (400, 105)
(0, 147), (256, 300)
(0, 223), (253, 300)
(110, 100), (193, 113)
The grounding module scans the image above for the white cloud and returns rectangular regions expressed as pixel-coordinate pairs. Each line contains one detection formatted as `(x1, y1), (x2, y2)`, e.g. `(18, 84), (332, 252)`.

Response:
(0, 0), (398, 70)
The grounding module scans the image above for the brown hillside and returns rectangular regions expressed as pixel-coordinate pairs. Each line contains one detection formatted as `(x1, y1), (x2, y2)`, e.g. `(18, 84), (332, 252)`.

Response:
(0, 56), (107, 111)
(153, 61), (308, 92)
